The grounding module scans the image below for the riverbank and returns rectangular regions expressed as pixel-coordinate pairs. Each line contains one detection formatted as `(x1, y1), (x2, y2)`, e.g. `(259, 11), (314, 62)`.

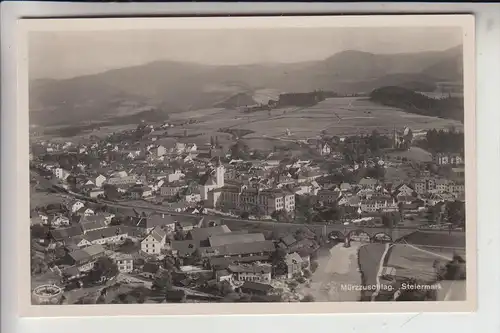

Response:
(297, 243), (363, 302)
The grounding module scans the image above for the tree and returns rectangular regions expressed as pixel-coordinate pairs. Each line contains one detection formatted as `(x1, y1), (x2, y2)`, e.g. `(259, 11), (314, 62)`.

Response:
(271, 209), (292, 223)
(310, 261), (319, 273)
(230, 141), (250, 160)
(31, 225), (50, 239)
(152, 270), (173, 292)
(87, 257), (119, 283)
(218, 281), (233, 296)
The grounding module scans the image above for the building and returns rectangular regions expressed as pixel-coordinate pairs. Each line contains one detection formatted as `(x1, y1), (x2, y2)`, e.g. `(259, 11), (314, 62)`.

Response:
(106, 175), (145, 186)
(199, 240), (276, 259)
(66, 244), (105, 272)
(228, 264), (272, 284)
(89, 188), (105, 198)
(81, 216), (107, 234)
(435, 179), (450, 193)
(284, 252), (304, 279)
(317, 142), (332, 156)
(448, 181), (465, 196)
(433, 153), (464, 166)
(392, 184), (416, 198)
(140, 214), (177, 233)
(95, 174), (107, 188)
(360, 197), (398, 213)
(156, 145), (167, 157)
(71, 201), (85, 213)
(199, 159), (225, 200)
(83, 226), (128, 246)
(113, 253), (134, 273)
(208, 233), (265, 247)
(359, 178), (378, 190)
(53, 168), (70, 180)
(167, 170), (185, 183)
(160, 183), (185, 197)
(317, 189), (342, 204)
(141, 226), (167, 255)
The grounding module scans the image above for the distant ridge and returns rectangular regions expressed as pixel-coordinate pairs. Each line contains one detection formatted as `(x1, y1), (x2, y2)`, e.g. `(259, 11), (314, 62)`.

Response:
(30, 45), (463, 127)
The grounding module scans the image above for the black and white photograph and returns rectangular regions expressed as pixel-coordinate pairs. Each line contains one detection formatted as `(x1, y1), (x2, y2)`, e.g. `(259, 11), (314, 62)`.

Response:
(20, 15), (475, 315)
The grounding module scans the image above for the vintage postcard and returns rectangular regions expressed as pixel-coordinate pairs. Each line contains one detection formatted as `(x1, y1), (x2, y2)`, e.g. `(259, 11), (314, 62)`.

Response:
(17, 15), (476, 317)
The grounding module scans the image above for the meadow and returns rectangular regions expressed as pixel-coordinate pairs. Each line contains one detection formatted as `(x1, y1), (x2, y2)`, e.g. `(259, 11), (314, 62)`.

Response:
(172, 97), (463, 151)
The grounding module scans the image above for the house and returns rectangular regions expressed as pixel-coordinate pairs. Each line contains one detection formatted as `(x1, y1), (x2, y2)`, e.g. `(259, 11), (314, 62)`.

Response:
(160, 183), (185, 197)
(166, 169), (185, 183)
(187, 225), (231, 246)
(140, 263), (160, 279)
(435, 179), (450, 193)
(37, 214), (49, 225)
(199, 240), (276, 258)
(228, 264), (272, 284)
(208, 233), (265, 248)
(170, 240), (199, 257)
(412, 179), (427, 194)
(95, 175), (107, 188)
(81, 216), (107, 234)
(392, 184), (416, 198)
(317, 142), (332, 156)
(317, 189), (342, 204)
(53, 168), (70, 181)
(340, 183), (352, 192)
(215, 269), (233, 282)
(50, 225), (84, 243)
(176, 219), (199, 232)
(51, 215), (70, 227)
(360, 197), (398, 213)
(89, 188), (105, 198)
(183, 193), (201, 203)
(113, 253), (134, 273)
(83, 226), (128, 246)
(433, 153), (464, 166)
(66, 244), (105, 272)
(279, 235), (297, 250)
(284, 252), (303, 279)
(71, 201), (85, 213)
(448, 181), (465, 196)
(76, 207), (95, 217)
(140, 214), (177, 233)
(97, 212), (115, 224)
(359, 178), (378, 190)
(141, 226), (167, 255)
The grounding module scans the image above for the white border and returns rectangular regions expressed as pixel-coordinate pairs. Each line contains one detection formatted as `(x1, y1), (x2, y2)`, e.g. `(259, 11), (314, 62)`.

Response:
(2, 2), (500, 333)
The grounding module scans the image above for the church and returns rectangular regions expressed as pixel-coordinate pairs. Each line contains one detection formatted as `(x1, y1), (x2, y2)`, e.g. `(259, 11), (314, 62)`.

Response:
(198, 158), (225, 200)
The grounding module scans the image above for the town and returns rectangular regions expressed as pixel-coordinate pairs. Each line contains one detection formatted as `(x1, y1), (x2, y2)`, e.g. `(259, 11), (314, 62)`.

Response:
(29, 115), (466, 305)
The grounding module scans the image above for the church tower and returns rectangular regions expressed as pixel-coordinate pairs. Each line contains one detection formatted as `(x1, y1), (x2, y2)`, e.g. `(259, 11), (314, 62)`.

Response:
(215, 157), (225, 187)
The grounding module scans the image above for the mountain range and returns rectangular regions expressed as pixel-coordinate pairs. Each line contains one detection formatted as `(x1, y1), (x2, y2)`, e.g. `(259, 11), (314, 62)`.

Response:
(29, 45), (463, 127)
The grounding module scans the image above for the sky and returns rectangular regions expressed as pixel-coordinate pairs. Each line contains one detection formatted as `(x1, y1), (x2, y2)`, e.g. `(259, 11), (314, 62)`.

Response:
(29, 27), (462, 80)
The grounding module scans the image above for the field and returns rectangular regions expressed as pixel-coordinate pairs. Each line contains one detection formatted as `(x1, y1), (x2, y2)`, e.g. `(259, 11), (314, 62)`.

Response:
(170, 97), (463, 151)
(386, 147), (433, 163)
(30, 187), (67, 208)
(33, 97), (463, 151)
(386, 244), (445, 283)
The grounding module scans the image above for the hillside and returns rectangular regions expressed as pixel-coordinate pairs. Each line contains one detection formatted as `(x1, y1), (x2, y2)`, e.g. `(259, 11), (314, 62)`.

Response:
(369, 86), (464, 122)
(30, 45), (464, 127)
